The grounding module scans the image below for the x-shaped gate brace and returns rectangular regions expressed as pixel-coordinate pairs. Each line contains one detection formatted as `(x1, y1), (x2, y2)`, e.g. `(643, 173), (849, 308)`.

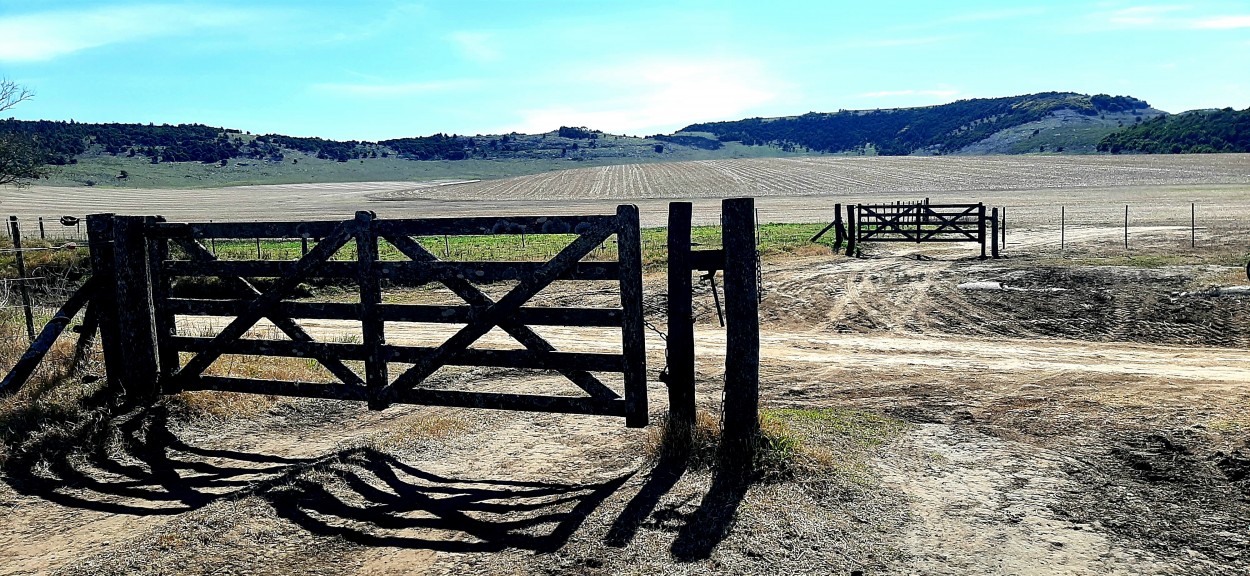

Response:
(130, 206), (647, 427)
(857, 204), (982, 242)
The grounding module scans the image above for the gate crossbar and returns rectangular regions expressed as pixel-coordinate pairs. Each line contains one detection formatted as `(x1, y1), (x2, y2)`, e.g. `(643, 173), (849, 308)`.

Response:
(131, 207), (647, 427)
(858, 203), (984, 242)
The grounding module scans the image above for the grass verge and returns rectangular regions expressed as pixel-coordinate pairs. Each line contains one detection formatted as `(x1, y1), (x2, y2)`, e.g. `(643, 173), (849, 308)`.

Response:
(646, 407), (910, 487)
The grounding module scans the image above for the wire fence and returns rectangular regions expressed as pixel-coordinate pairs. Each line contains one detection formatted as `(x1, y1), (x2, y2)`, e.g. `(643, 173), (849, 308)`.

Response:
(2, 215), (89, 243)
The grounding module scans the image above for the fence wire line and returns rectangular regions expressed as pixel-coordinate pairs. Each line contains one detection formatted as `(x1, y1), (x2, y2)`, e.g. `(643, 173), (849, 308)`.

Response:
(0, 245), (80, 254)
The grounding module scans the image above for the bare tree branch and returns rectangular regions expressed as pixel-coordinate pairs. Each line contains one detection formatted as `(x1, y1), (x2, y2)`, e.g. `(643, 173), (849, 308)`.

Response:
(0, 79), (48, 187)
(1, 79), (34, 114)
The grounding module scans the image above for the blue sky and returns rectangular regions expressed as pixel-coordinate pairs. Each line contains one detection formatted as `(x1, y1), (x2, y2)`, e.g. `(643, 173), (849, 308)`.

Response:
(2, 1), (1248, 141)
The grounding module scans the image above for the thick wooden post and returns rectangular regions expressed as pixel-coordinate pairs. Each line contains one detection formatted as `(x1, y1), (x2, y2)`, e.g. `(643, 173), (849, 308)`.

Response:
(912, 202), (920, 243)
(356, 211), (388, 410)
(845, 204), (857, 257)
(111, 215), (160, 403)
(666, 202), (696, 425)
(87, 214), (124, 393)
(719, 198), (760, 474)
(8, 217), (35, 342)
(977, 203), (987, 259)
(991, 207), (1000, 259)
(832, 203), (844, 251)
(38, 217), (45, 240)
(617, 204), (648, 428)
(148, 216), (178, 385)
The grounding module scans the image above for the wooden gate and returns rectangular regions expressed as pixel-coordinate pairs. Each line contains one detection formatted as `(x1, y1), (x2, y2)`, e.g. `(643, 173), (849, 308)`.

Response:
(88, 207), (648, 427)
(855, 202), (1000, 258)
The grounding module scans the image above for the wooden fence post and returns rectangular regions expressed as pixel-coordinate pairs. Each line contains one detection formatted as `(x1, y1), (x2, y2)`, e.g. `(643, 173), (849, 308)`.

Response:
(719, 198), (760, 475)
(1001, 206), (1007, 247)
(832, 203), (844, 251)
(8, 216), (35, 342)
(845, 204), (857, 257)
(87, 214), (124, 393)
(1060, 206), (1065, 252)
(1191, 203), (1195, 248)
(617, 204), (648, 428)
(666, 202), (696, 426)
(991, 207), (1000, 259)
(148, 216), (178, 384)
(38, 217), (45, 240)
(978, 203), (987, 260)
(356, 211), (388, 410)
(111, 215), (160, 404)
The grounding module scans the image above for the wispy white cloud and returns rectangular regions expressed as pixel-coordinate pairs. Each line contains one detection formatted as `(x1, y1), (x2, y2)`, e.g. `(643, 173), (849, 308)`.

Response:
(0, 4), (268, 62)
(501, 57), (780, 135)
(449, 32), (501, 62)
(312, 79), (481, 97)
(861, 89), (960, 99)
(1103, 5), (1188, 28)
(1079, 5), (1250, 31)
(1191, 15), (1250, 29)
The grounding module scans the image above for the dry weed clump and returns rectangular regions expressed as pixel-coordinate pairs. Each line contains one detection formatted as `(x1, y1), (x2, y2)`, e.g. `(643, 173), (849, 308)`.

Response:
(165, 390), (276, 422)
(357, 409), (473, 452)
(646, 407), (909, 486)
(166, 353), (352, 421)
(0, 310), (113, 470)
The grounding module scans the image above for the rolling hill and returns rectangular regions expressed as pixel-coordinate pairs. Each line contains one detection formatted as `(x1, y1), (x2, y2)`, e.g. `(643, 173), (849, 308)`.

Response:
(5, 91), (1249, 189)
(1097, 107), (1250, 154)
(681, 92), (1167, 156)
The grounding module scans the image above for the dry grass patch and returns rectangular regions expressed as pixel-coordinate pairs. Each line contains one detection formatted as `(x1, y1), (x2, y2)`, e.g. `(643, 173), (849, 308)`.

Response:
(0, 312), (112, 469)
(646, 407), (910, 486)
(167, 353), (351, 421)
(358, 410), (473, 452)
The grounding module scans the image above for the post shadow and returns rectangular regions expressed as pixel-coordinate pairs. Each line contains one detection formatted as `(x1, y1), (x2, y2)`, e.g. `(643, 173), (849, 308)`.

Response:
(669, 469), (751, 561)
(604, 451), (690, 547)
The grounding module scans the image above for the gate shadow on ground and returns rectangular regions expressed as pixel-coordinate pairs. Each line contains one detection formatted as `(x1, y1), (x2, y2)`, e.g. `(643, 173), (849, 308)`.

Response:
(2, 406), (631, 553)
(603, 451), (750, 562)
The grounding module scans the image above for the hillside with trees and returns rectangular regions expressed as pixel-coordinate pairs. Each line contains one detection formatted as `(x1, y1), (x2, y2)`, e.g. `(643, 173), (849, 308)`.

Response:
(682, 93), (1156, 156)
(1097, 108), (1250, 153)
(6, 92), (1250, 189)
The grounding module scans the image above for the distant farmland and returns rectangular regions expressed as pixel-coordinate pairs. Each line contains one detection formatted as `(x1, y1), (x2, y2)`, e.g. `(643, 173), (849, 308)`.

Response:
(373, 154), (1250, 201)
(5, 154), (1250, 228)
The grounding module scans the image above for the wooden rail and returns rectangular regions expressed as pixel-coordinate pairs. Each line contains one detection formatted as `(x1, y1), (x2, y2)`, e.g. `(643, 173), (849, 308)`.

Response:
(86, 208), (649, 427)
(853, 201), (1002, 258)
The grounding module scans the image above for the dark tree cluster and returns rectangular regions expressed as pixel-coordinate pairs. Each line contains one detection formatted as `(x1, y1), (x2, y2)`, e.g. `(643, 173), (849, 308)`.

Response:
(260, 134), (374, 162)
(379, 133), (471, 160)
(0, 119), (246, 164)
(651, 134), (723, 150)
(1098, 108), (1250, 154)
(1089, 94), (1150, 113)
(682, 92), (1153, 155)
(557, 126), (600, 139)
